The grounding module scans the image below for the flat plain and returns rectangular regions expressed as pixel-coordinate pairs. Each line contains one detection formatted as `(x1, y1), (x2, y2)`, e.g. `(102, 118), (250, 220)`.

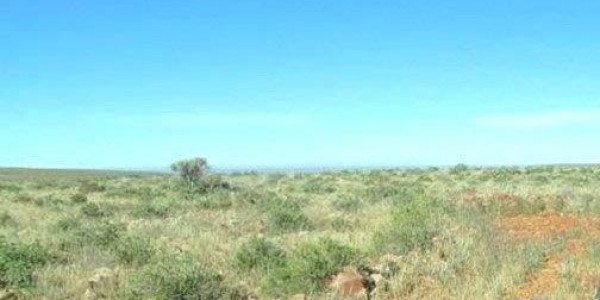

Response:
(1, 166), (599, 299)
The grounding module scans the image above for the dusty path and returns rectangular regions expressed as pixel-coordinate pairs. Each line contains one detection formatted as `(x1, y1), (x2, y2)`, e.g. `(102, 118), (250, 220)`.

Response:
(496, 215), (600, 300)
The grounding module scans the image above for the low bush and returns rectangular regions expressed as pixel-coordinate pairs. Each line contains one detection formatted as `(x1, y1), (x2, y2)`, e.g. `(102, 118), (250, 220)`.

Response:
(79, 181), (106, 194)
(0, 212), (16, 227)
(235, 236), (286, 271)
(81, 202), (112, 218)
(112, 235), (155, 266)
(73, 221), (124, 247)
(70, 192), (88, 203)
(373, 198), (436, 255)
(121, 255), (246, 300)
(0, 236), (52, 289)
(265, 238), (362, 296)
(134, 201), (171, 218)
(332, 195), (363, 212)
(13, 194), (34, 203)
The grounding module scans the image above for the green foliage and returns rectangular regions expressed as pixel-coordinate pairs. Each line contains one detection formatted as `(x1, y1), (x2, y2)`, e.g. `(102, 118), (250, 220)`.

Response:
(122, 255), (246, 300)
(34, 195), (64, 208)
(193, 190), (234, 209)
(261, 199), (312, 232)
(13, 193), (34, 203)
(112, 235), (154, 266)
(198, 174), (232, 192)
(55, 216), (81, 231)
(235, 236), (286, 271)
(81, 202), (111, 218)
(70, 192), (88, 203)
(73, 221), (124, 247)
(79, 181), (106, 194)
(0, 237), (52, 289)
(134, 201), (171, 218)
(332, 194), (363, 212)
(0, 182), (22, 193)
(171, 157), (209, 189)
(450, 163), (469, 174)
(373, 198), (436, 255)
(0, 212), (16, 227)
(265, 238), (362, 296)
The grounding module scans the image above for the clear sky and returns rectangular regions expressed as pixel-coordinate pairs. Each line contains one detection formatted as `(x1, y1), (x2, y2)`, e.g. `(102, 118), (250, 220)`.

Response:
(2, 1), (600, 170)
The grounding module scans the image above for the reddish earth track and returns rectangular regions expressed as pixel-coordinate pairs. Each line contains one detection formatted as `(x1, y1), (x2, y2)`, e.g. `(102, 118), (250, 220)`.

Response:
(495, 215), (600, 300)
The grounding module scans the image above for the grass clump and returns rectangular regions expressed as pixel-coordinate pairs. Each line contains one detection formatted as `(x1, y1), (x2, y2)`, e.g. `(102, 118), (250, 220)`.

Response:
(112, 235), (155, 266)
(70, 192), (88, 203)
(81, 202), (111, 218)
(0, 236), (52, 289)
(373, 198), (436, 255)
(121, 255), (246, 300)
(0, 212), (16, 227)
(235, 236), (286, 271)
(134, 201), (171, 218)
(265, 237), (362, 296)
(258, 197), (312, 232)
(72, 221), (124, 247)
(332, 194), (363, 212)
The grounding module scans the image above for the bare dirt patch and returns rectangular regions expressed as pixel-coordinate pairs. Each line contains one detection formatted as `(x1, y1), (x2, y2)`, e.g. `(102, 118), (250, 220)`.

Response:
(496, 214), (600, 299)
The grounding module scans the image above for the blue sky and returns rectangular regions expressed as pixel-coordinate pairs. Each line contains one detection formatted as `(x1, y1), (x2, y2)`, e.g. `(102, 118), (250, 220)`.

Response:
(2, 1), (600, 169)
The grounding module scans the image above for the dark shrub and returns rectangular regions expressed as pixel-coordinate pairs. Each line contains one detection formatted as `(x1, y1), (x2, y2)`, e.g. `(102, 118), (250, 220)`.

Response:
(112, 236), (154, 266)
(70, 192), (88, 203)
(235, 236), (286, 271)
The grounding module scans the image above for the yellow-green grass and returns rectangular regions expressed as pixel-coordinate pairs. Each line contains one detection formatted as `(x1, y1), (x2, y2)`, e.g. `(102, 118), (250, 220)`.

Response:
(0, 166), (599, 299)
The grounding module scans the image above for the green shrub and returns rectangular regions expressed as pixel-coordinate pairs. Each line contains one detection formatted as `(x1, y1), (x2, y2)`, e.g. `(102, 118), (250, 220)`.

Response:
(79, 181), (106, 194)
(34, 195), (64, 208)
(81, 202), (111, 218)
(73, 221), (124, 247)
(235, 236), (286, 271)
(450, 163), (469, 174)
(0, 236), (52, 289)
(193, 191), (234, 209)
(199, 175), (232, 192)
(171, 157), (209, 190)
(13, 194), (34, 203)
(134, 201), (171, 218)
(112, 236), (154, 266)
(332, 195), (363, 212)
(121, 255), (246, 300)
(257, 197), (312, 232)
(373, 198), (436, 255)
(0, 212), (16, 227)
(265, 204), (312, 232)
(0, 183), (22, 193)
(70, 192), (88, 203)
(265, 238), (362, 296)
(55, 216), (81, 231)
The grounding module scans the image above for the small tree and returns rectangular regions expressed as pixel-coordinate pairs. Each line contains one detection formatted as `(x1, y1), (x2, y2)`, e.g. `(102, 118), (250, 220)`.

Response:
(170, 157), (209, 189)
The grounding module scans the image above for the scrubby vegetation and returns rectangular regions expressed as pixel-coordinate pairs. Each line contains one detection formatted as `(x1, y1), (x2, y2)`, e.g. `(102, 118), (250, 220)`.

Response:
(1, 165), (600, 298)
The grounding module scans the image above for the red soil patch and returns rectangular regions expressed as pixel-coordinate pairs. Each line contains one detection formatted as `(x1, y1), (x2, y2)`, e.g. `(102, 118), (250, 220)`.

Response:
(496, 215), (579, 239)
(495, 214), (600, 299)
(515, 239), (584, 300)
